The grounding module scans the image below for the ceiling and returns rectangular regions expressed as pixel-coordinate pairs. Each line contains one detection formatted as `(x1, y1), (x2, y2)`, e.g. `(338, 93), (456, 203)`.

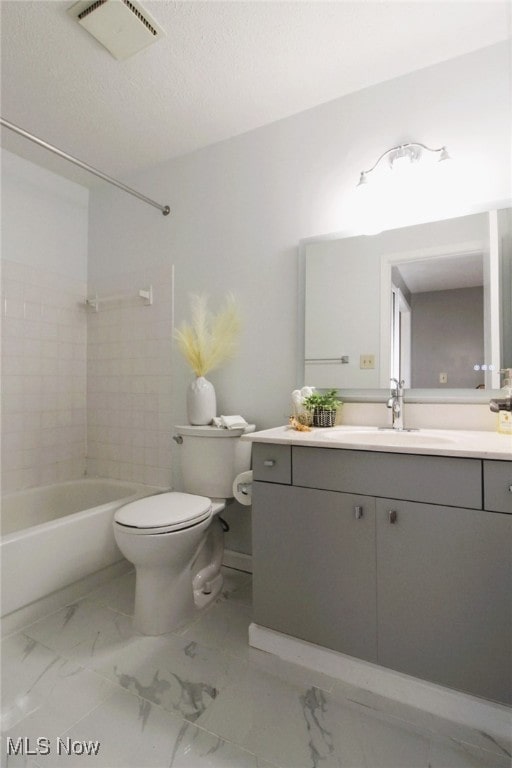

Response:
(396, 251), (484, 294)
(1, 1), (510, 186)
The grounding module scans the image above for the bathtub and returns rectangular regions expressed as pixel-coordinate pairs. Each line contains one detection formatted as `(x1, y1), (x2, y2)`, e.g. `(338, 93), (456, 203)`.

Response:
(1, 478), (164, 620)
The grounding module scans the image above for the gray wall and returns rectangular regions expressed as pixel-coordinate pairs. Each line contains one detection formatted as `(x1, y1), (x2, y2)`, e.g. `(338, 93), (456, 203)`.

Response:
(411, 287), (484, 388)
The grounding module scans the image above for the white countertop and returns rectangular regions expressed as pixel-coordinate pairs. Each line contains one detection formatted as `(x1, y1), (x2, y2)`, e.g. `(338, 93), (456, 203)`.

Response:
(242, 425), (512, 460)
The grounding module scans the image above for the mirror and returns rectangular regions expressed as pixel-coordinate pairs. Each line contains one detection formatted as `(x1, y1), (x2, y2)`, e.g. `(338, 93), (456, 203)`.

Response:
(300, 206), (511, 400)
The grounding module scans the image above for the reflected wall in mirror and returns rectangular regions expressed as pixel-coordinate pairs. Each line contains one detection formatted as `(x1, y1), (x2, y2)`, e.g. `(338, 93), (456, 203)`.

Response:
(302, 207), (511, 395)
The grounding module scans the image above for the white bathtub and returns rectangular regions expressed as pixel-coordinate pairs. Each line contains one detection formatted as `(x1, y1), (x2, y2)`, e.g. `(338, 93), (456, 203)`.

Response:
(1, 478), (163, 619)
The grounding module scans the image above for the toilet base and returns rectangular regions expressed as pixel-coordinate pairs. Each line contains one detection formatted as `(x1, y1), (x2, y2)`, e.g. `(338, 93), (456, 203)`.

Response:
(133, 564), (223, 634)
(194, 571), (223, 609)
(115, 500), (228, 636)
(133, 562), (198, 635)
(115, 514), (212, 636)
(191, 514), (225, 611)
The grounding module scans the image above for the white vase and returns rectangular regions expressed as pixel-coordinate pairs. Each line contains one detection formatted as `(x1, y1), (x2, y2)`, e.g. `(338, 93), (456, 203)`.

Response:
(187, 376), (216, 425)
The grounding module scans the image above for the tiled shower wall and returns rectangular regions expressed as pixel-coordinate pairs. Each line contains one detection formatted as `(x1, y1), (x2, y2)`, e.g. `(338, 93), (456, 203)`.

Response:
(1, 259), (87, 492)
(1, 261), (174, 493)
(2, 151), (174, 494)
(86, 265), (173, 487)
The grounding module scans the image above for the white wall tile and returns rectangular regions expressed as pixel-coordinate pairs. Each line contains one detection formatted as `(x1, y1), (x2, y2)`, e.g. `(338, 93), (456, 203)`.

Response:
(1, 259), (88, 493)
(85, 265), (173, 485)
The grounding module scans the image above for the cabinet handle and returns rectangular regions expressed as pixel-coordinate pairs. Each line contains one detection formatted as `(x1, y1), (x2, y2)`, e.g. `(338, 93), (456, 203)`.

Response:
(509, 485), (512, 493)
(388, 510), (397, 524)
(354, 506), (363, 520)
(263, 459), (276, 467)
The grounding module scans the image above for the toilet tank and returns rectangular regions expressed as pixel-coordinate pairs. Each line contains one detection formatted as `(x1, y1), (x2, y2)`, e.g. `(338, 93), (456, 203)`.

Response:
(175, 424), (255, 499)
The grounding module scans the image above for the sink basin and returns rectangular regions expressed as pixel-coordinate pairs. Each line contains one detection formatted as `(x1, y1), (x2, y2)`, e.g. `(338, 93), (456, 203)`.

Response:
(320, 429), (457, 448)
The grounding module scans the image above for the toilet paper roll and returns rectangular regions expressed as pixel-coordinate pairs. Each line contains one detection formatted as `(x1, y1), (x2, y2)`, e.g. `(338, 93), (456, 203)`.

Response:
(233, 470), (253, 506)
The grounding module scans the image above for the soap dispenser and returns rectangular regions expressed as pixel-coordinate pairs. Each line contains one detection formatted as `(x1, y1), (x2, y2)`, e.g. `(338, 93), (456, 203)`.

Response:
(490, 369), (512, 434)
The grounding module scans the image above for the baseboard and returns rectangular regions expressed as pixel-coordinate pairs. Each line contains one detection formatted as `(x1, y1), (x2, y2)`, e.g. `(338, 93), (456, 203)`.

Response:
(222, 549), (252, 573)
(249, 622), (511, 741)
(1, 560), (132, 638)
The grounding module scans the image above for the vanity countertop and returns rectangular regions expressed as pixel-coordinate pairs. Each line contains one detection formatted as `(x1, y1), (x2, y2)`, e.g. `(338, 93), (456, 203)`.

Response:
(242, 425), (512, 460)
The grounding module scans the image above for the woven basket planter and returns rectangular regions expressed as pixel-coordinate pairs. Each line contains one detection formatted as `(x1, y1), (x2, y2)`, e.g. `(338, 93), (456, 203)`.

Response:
(312, 407), (337, 427)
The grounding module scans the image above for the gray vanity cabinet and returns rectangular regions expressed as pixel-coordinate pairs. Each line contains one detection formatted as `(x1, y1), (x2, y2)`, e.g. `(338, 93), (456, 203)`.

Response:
(376, 498), (512, 704)
(251, 442), (512, 704)
(252, 481), (377, 662)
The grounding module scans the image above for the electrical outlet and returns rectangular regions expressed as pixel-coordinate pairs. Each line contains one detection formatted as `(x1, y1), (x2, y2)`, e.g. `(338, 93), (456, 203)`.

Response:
(439, 372), (448, 384)
(360, 354), (375, 369)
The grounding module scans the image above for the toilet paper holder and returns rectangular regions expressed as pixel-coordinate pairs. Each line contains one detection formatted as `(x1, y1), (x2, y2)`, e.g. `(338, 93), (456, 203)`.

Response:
(233, 470), (253, 506)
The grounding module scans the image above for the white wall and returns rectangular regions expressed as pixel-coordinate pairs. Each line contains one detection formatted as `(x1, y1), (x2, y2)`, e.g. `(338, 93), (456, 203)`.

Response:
(2, 149), (88, 280)
(499, 207), (512, 368)
(89, 42), (511, 421)
(1, 150), (89, 492)
(87, 42), (510, 552)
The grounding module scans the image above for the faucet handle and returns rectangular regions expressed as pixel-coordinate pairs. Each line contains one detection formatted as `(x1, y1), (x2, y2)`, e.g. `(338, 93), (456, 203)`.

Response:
(390, 378), (405, 391)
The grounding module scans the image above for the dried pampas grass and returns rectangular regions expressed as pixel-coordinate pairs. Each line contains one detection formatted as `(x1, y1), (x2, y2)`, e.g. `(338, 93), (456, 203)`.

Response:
(174, 293), (240, 377)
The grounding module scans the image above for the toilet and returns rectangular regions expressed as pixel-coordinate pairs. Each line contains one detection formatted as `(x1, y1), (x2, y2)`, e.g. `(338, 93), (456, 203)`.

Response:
(113, 423), (254, 635)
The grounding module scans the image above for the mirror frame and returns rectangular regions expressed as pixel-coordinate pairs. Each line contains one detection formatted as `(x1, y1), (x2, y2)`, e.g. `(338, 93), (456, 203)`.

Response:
(297, 199), (512, 403)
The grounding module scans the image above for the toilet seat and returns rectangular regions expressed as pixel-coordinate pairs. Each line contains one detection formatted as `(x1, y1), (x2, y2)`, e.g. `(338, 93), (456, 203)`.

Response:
(114, 492), (212, 535)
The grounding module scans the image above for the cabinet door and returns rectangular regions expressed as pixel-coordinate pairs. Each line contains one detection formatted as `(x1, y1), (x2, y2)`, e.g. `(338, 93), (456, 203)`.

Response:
(484, 460), (512, 513)
(376, 499), (512, 704)
(252, 481), (377, 662)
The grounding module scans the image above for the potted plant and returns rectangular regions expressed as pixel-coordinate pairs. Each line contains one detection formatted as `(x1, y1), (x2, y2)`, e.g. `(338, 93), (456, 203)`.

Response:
(302, 388), (342, 427)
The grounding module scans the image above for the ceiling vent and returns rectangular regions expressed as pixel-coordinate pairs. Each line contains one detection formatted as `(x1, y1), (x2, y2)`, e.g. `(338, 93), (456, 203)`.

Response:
(67, 0), (165, 60)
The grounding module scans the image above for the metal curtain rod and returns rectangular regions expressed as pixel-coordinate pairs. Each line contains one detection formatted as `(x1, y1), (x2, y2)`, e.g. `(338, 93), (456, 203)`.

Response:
(0, 117), (170, 216)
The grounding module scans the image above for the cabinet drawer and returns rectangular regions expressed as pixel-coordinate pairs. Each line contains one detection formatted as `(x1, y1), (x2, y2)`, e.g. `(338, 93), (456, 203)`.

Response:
(292, 446), (482, 509)
(252, 443), (291, 484)
(484, 460), (512, 513)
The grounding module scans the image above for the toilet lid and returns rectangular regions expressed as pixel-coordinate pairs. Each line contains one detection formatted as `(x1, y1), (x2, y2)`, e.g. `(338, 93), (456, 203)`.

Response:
(114, 492), (212, 533)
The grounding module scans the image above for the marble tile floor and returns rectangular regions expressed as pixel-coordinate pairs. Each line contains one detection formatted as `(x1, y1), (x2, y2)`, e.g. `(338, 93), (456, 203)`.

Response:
(1, 567), (510, 768)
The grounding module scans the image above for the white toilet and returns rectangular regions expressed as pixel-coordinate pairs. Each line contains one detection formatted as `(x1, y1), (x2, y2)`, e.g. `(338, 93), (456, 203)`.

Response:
(113, 423), (254, 635)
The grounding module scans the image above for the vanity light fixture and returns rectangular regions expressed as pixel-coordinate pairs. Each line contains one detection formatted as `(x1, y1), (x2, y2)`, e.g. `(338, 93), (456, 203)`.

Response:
(357, 142), (450, 187)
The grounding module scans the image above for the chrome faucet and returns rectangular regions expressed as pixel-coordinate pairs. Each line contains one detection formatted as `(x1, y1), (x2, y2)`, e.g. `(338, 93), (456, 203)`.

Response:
(386, 378), (405, 431)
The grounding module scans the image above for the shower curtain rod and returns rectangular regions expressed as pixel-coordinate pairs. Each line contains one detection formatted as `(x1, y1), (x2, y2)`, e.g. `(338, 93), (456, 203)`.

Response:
(0, 117), (170, 216)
